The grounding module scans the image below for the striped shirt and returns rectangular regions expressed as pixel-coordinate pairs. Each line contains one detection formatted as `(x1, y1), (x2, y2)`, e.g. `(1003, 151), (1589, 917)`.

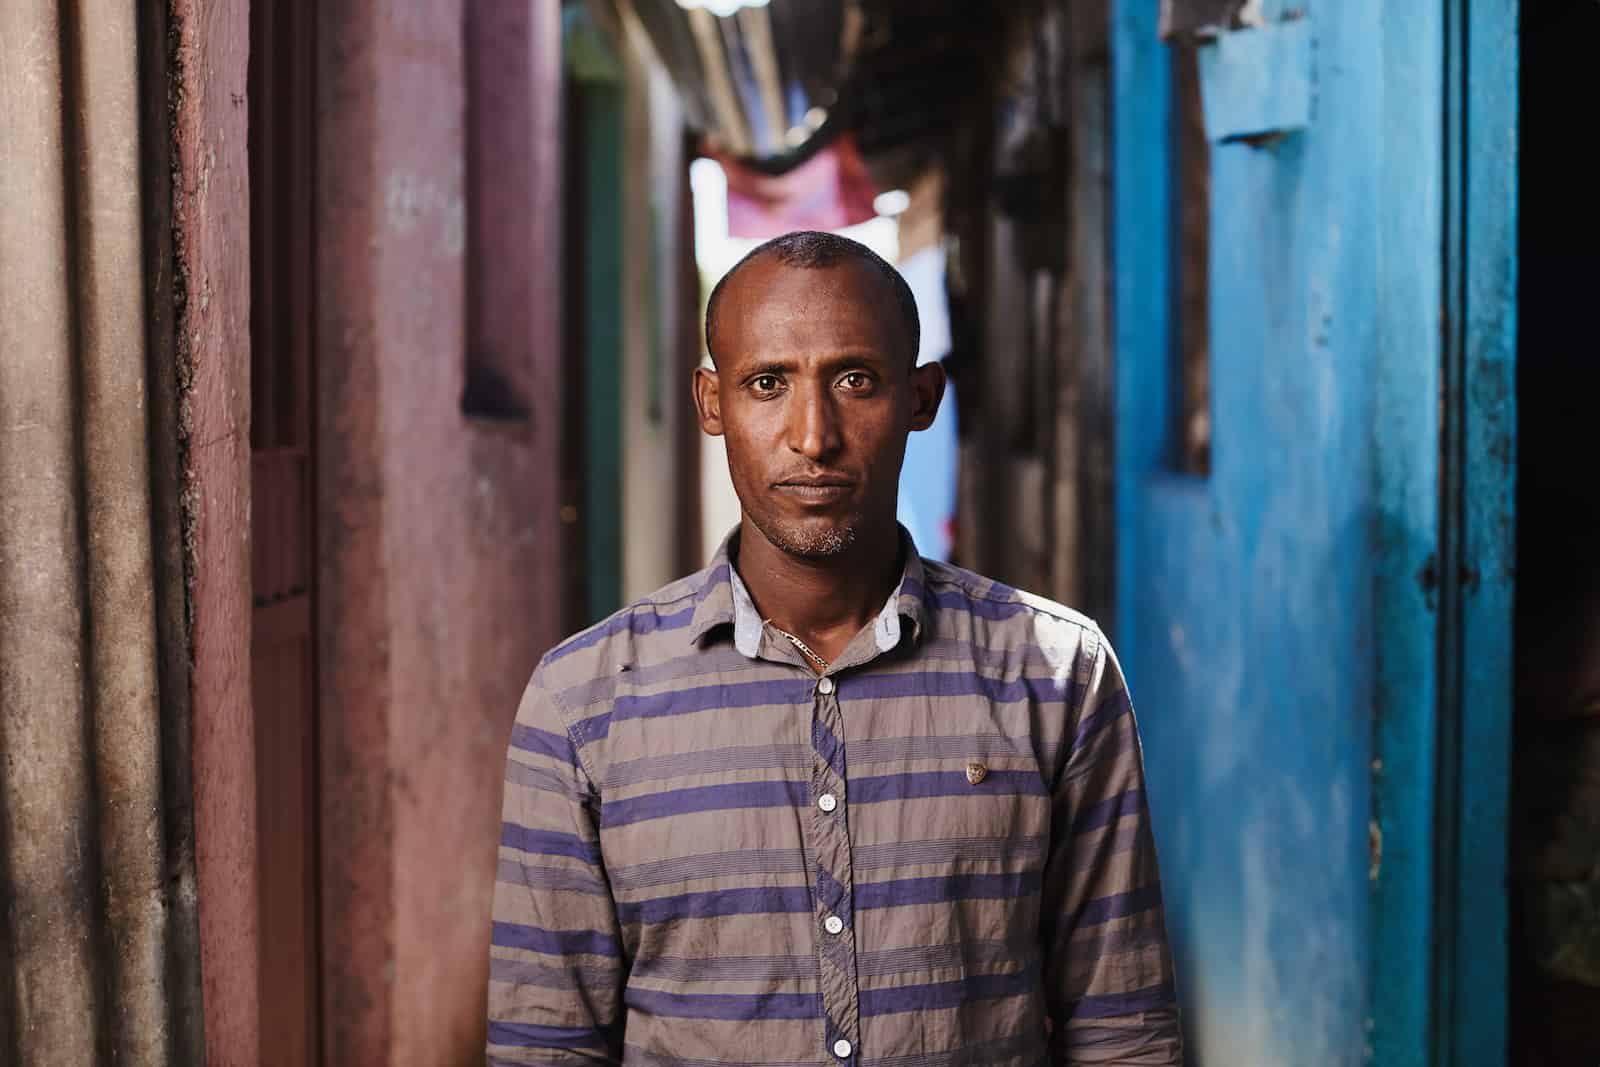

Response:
(489, 531), (1182, 1066)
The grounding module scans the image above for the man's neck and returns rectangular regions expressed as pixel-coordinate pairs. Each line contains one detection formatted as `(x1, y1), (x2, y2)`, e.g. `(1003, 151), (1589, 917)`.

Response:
(734, 518), (902, 666)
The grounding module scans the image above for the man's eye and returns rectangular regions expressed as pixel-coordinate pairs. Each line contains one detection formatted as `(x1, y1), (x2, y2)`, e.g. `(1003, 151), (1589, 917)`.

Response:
(751, 375), (780, 393)
(840, 372), (871, 390)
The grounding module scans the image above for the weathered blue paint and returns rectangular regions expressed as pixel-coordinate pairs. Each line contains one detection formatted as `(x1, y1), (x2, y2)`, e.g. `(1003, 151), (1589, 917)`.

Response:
(1115, 0), (1517, 1062)
(1374, 1), (1518, 1062)
(1116, 0), (1380, 1062)
(1369, 0), (1444, 1061)
(1447, 0), (1517, 1061)
(1195, 18), (1314, 142)
(1122, 5), (1379, 1064)
(1110, 0), (1171, 666)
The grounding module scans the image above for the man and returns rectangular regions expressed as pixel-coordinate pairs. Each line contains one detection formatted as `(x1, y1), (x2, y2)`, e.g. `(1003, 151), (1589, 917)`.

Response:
(488, 231), (1182, 1065)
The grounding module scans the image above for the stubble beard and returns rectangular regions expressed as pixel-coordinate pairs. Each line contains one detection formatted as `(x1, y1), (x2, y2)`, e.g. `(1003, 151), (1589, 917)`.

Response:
(749, 509), (860, 561)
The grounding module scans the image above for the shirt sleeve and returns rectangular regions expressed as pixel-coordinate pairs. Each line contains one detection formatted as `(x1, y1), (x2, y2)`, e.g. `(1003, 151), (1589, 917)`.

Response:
(1040, 628), (1184, 1065)
(487, 671), (627, 1065)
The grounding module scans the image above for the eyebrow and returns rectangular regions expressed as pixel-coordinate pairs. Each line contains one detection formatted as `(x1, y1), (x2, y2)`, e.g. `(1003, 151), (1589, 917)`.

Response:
(734, 349), (892, 378)
(739, 359), (794, 379)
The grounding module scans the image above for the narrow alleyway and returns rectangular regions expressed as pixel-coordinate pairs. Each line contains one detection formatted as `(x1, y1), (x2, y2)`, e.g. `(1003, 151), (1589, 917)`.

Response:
(0, 1), (1571, 1065)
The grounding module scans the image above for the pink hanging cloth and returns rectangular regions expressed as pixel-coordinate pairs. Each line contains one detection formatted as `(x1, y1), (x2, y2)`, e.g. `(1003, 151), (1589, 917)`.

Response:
(711, 133), (879, 239)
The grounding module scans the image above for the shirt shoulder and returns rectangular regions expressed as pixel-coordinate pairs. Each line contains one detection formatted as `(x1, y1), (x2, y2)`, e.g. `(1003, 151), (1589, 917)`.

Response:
(919, 556), (1106, 661)
(532, 567), (712, 703)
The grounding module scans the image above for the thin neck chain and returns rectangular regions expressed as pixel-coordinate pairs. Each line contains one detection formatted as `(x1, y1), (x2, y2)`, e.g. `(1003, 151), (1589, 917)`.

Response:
(766, 621), (830, 671)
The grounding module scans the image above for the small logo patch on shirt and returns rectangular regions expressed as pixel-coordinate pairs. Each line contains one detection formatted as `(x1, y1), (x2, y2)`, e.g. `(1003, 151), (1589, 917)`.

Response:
(965, 761), (988, 786)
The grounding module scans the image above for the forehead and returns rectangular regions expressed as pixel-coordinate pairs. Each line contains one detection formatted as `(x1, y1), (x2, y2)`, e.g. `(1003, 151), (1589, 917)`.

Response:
(714, 258), (904, 366)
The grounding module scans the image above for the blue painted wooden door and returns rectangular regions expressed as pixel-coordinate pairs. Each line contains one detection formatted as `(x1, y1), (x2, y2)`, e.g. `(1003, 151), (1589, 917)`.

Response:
(1110, 2), (1516, 1063)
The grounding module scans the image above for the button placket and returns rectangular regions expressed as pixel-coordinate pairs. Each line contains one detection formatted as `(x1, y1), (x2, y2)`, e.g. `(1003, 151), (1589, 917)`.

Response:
(806, 676), (860, 1060)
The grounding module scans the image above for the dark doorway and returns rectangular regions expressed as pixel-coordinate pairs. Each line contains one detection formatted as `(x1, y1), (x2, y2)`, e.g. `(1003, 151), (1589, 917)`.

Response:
(248, 0), (322, 1063)
(1511, 3), (1600, 1064)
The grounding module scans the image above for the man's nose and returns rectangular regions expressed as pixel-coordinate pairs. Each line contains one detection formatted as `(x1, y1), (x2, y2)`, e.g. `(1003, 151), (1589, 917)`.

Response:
(788, 381), (842, 460)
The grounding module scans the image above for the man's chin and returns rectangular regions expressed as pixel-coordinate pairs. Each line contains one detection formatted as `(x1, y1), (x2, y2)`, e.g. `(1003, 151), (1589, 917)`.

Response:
(755, 515), (858, 560)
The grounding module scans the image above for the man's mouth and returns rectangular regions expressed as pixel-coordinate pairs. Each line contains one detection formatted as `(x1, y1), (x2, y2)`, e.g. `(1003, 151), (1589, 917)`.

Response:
(773, 478), (854, 502)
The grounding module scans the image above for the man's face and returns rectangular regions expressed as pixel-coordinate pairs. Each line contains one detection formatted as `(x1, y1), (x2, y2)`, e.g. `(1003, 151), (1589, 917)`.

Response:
(693, 257), (943, 560)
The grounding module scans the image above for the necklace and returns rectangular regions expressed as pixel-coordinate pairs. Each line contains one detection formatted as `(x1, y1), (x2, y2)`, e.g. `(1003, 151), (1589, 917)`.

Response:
(766, 620), (830, 672)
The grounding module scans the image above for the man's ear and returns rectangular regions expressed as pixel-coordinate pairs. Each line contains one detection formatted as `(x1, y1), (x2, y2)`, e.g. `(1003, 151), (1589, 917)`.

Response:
(693, 366), (724, 436)
(908, 361), (946, 432)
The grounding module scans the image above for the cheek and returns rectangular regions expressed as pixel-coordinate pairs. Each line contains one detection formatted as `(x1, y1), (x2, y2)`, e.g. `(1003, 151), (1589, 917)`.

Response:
(723, 415), (768, 457)
(849, 418), (909, 475)
(720, 418), (775, 486)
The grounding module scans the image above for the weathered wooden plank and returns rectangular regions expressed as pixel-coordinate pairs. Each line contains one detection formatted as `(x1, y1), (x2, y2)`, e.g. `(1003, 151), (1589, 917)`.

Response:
(169, 0), (262, 1059)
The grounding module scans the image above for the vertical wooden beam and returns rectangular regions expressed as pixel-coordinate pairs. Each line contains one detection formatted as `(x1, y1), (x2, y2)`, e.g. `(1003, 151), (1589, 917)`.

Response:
(168, 0), (259, 1061)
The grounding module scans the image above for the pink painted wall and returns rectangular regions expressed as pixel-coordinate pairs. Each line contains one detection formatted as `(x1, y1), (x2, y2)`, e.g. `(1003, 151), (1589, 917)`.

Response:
(171, 0), (262, 1061)
(315, 0), (568, 1062)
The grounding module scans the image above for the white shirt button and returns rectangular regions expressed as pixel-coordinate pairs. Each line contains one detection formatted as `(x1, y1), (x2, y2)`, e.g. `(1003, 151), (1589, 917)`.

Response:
(817, 677), (835, 695)
(817, 793), (838, 813)
(833, 1039), (853, 1058)
(823, 915), (844, 935)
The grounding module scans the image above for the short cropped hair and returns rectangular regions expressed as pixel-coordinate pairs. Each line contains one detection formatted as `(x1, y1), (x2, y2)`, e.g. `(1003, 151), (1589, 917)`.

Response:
(704, 230), (921, 367)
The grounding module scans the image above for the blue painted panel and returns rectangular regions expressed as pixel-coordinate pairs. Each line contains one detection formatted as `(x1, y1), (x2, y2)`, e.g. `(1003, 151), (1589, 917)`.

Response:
(1115, 2), (1381, 1062)
(1111, 0), (1172, 666)
(1117, 0), (1518, 1061)
(1452, 1), (1517, 1062)
(1369, 0), (1444, 1061)
(1196, 18), (1314, 141)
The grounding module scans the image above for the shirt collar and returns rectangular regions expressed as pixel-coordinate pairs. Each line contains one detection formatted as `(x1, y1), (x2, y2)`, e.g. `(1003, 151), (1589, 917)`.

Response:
(687, 526), (929, 658)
